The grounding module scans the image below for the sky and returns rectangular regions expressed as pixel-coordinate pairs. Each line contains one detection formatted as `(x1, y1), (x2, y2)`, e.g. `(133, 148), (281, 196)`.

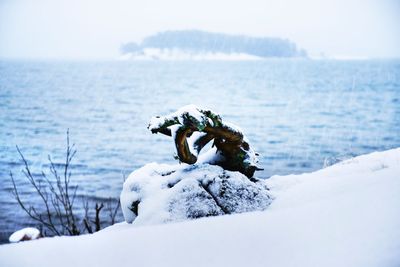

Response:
(0, 0), (399, 59)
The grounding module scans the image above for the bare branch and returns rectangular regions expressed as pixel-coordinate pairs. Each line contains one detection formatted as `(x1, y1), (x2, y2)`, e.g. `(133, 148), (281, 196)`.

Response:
(107, 198), (121, 225)
(10, 131), (121, 238)
(83, 200), (93, 234)
(93, 203), (104, 232)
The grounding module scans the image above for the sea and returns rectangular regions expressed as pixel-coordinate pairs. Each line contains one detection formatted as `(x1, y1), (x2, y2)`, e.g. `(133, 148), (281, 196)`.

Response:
(1, 59), (399, 243)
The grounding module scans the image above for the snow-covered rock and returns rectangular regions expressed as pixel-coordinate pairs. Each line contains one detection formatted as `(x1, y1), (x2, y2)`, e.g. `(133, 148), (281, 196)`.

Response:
(9, 228), (40, 243)
(120, 163), (272, 225)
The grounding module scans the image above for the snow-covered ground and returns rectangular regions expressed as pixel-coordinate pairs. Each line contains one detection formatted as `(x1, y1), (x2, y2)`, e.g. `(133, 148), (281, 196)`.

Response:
(1, 148), (399, 267)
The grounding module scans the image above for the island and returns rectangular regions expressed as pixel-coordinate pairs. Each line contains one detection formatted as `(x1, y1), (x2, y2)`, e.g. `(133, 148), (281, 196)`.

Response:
(120, 30), (307, 60)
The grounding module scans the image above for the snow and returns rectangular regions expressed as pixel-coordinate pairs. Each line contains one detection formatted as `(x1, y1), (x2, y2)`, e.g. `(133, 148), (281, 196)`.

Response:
(1, 148), (399, 267)
(148, 104), (208, 132)
(9, 228), (40, 243)
(186, 131), (207, 155)
(119, 48), (263, 61)
(120, 163), (271, 224)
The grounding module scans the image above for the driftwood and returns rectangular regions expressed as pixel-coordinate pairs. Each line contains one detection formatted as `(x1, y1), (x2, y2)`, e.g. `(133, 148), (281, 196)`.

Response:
(148, 105), (262, 178)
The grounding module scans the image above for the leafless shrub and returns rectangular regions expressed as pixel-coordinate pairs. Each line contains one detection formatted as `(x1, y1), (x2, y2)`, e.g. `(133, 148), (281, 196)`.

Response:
(10, 130), (121, 237)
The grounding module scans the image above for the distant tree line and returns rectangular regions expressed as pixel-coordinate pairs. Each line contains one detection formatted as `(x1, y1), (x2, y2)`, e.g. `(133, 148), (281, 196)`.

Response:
(121, 30), (307, 58)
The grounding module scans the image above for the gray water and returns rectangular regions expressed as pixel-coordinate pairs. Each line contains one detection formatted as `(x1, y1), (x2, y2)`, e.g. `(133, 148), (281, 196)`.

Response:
(1, 59), (399, 243)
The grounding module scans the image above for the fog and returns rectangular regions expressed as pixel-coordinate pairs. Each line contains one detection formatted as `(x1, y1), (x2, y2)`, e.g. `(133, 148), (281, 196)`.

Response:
(0, 0), (399, 59)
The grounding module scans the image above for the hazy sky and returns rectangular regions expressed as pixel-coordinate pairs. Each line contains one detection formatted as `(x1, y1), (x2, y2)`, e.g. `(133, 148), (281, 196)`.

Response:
(0, 0), (399, 59)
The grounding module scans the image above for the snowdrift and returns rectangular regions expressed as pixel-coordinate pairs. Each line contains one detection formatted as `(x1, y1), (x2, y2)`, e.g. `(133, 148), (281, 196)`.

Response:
(0, 148), (399, 267)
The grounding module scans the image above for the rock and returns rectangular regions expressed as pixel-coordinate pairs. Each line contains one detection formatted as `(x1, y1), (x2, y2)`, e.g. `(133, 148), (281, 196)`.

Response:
(120, 163), (272, 225)
(9, 227), (41, 243)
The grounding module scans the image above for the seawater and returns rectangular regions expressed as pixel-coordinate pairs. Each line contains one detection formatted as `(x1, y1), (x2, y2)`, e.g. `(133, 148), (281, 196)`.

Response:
(1, 59), (399, 243)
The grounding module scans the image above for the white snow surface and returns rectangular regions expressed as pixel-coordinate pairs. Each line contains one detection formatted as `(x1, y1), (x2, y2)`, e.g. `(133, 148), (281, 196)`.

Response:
(1, 148), (399, 267)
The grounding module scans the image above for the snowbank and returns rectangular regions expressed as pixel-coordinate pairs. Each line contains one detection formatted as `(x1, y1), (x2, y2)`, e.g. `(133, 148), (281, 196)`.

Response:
(1, 148), (399, 267)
